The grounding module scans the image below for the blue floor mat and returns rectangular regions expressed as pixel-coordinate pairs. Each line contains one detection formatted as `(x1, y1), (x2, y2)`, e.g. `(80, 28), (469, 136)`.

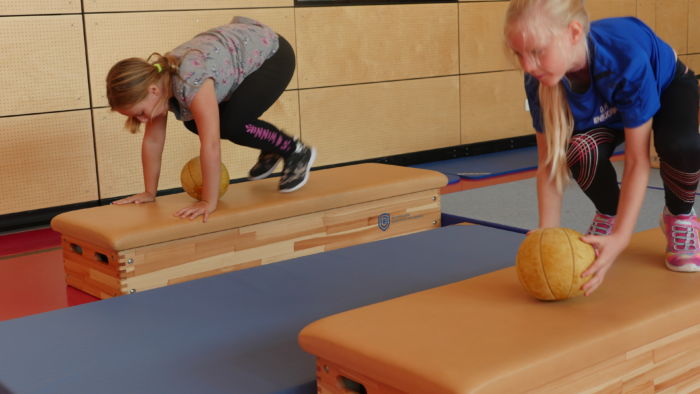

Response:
(0, 225), (524, 394)
(413, 144), (625, 180)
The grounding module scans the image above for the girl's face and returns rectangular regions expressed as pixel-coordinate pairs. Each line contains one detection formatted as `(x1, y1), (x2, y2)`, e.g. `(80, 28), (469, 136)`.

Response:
(117, 84), (168, 123)
(507, 21), (583, 87)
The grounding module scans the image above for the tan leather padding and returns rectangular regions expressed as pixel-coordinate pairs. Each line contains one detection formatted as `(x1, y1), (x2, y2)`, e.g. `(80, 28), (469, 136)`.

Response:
(299, 229), (700, 394)
(51, 163), (447, 251)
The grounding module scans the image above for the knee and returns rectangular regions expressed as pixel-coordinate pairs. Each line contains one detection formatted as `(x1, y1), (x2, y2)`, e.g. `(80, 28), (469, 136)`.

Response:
(566, 133), (604, 168)
(655, 133), (700, 163)
(220, 124), (248, 144)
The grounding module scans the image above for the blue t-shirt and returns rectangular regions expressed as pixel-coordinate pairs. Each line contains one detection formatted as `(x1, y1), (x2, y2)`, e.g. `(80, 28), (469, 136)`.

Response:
(525, 17), (677, 133)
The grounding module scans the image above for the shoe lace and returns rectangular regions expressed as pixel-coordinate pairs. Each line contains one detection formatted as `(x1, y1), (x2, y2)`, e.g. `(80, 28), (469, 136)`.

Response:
(282, 160), (305, 178)
(588, 213), (615, 236)
(281, 146), (305, 178)
(668, 216), (700, 253)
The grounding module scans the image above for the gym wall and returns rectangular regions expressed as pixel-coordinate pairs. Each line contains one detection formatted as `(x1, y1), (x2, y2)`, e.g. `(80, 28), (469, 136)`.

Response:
(0, 0), (697, 220)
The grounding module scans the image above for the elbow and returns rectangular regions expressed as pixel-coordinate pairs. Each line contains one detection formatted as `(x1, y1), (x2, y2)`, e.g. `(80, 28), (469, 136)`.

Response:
(625, 153), (651, 171)
(200, 140), (221, 155)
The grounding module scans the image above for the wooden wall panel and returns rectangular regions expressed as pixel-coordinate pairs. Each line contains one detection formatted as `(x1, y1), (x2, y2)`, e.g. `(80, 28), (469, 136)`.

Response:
(0, 111), (97, 215)
(681, 54), (700, 72)
(654, 0), (689, 54)
(299, 77), (460, 166)
(587, 0), (636, 20)
(461, 71), (532, 144)
(295, 4), (458, 88)
(85, 8), (296, 108)
(459, 1), (513, 74)
(1, 0), (79, 16)
(0, 16), (89, 116)
(636, 0), (657, 28)
(84, 0), (292, 12)
(689, 0), (700, 54)
(93, 91), (299, 199)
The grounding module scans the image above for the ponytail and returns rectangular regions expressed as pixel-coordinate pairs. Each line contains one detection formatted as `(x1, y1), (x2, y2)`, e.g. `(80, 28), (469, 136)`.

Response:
(539, 83), (574, 192)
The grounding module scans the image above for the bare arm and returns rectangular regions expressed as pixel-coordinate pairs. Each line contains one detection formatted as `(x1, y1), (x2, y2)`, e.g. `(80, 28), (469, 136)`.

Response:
(112, 113), (167, 204)
(174, 78), (221, 222)
(535, 131), (564, 229)
(142, 113), (168, 197)
(609, 119), (652, 240)
(581, 119), (652, 295)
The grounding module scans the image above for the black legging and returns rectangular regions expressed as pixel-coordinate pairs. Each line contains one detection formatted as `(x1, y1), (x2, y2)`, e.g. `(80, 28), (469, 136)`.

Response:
(567, 61), (700, 216)
(184, 34), (297, 156)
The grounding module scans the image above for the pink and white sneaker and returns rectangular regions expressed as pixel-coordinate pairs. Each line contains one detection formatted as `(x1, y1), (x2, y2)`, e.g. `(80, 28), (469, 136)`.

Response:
(660, 207), (700, 272)
(587, 212), (616, 236)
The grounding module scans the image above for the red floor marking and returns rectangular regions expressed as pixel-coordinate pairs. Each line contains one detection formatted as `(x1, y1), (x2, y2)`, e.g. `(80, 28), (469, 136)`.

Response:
(0, 227), (61, 257)
(0, 249), (98, 322)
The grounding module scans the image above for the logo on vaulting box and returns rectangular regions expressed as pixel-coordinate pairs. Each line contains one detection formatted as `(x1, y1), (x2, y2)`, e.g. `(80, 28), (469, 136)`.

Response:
(378, 213), (391, 232)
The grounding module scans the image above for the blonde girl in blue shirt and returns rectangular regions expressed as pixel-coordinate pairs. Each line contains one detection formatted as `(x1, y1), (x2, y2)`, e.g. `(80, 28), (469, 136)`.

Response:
(505, 0), (700, 295)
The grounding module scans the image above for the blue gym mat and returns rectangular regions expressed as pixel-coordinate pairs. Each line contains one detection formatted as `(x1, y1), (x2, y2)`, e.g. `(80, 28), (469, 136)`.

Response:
(413, 144), (625, 180)
(432, 146), (538, 179)
(0, 225), (524, 394)
(408, 163), (461, 184)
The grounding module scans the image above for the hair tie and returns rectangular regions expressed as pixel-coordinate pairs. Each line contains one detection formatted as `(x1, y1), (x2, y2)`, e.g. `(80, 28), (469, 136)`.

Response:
(154, 63), (163, 73)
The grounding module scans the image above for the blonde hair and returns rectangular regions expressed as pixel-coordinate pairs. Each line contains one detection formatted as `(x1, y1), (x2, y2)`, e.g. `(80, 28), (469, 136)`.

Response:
(106, 53), (179, 133)
(505, 0), (590, 192)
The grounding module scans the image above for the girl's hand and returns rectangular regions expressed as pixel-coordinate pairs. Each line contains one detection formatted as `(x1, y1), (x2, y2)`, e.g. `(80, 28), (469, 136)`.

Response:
(174, 200), (217, 222)
(579, 233), (629, 296)
(112, 192), (155, 205)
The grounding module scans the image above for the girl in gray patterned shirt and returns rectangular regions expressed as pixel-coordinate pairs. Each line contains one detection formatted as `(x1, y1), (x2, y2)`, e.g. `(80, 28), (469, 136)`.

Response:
(106, 16), (315, 222)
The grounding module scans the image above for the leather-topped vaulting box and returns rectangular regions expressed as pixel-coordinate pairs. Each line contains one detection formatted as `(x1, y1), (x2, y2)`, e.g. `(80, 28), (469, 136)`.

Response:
(51, 163), (447, 299)
(299, 228), (700, 393)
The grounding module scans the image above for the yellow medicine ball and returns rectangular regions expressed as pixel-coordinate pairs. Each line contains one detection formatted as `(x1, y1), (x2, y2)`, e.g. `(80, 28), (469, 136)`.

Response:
(180, 156), (230, 200)
(515, 228), (595, 301)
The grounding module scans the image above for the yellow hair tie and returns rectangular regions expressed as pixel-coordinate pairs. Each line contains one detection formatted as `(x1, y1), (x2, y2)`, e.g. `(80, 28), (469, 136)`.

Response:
(154, 63), (163, 73)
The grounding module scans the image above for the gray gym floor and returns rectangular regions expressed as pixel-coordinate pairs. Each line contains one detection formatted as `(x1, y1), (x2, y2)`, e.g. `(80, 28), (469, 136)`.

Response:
(442, 162), (697, 233)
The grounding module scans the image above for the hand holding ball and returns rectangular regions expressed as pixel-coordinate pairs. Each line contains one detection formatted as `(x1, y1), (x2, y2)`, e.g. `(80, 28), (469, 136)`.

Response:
(180, 157), (230, 200)
(516, 228), (595, 301)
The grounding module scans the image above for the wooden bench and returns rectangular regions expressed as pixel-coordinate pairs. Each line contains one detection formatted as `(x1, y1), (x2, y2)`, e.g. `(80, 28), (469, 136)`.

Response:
(51, 163), (447, 299)
(299, 228), (700, 393)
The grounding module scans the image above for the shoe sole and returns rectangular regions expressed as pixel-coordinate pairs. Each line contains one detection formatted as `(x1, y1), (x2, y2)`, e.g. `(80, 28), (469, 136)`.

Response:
(665, 261), (700, 272)
(248, 158), (281, 181)
(279, 147), (317, 193)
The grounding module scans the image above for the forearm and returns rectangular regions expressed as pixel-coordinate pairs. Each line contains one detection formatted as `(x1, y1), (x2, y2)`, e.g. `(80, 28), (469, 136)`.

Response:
(612, 120), (653, 240)
(613, 155), (650, 240)
(199, 141), (221, 204)
(536, 166), (563, 228)
(185, 78), (223, 205)
(141, 134), (164, 195)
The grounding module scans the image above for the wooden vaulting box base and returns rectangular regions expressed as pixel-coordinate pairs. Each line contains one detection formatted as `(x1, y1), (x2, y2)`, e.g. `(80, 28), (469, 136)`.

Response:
(299, 229), (700, 393)
(51, 164), (447, 299)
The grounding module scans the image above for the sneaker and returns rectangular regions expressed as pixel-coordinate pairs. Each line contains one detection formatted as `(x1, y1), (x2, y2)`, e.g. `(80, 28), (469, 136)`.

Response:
(587, 212), (616, 236)
(279, 141), (316, 193)
(660, 207), (700, 272)
(248, 152), (281, 180)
